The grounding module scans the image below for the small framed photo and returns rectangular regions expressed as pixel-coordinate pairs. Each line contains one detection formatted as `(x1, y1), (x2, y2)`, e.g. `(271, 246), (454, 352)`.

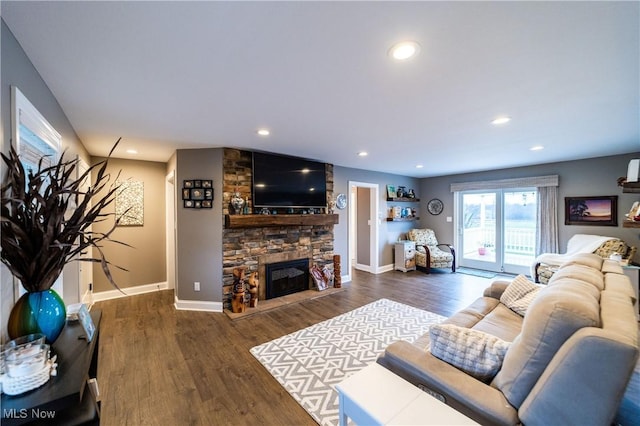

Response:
(202, 200), (212, 208)
(202, 180), (213, 188)
(565, 195), (618, 226)
(386, 185), (396, 199)
(184, 200), (194, 208)
(204, 189), (213, 199)
(193, 180), (203, 188)
(191, 188), (205, 200)
(194, 201), (202, 208)
(184, 180), (194, 188)
(182, 188), (191, 200)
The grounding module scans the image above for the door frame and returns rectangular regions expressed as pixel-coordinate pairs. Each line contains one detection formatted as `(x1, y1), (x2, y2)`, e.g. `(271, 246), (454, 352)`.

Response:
(166, 170), (176, 290)
(348, 181), (380, 275)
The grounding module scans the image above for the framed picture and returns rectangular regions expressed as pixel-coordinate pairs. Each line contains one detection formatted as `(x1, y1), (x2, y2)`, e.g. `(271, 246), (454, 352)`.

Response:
(182, 188), (191, 200)
(184, 200), (194, 208)
(202, 200), (212, 208)
(190, 188), (205, 200)
(565, 196), (618, 226)
(202, 180), (213, 188)
(184, 180), (194, 188)
(204, 189), (213, 199)
(194, 180), (203, 188)
(386, 185), (396, 199)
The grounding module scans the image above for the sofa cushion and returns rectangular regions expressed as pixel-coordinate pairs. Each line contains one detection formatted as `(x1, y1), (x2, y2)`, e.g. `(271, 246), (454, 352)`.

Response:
(471, 305), (523, 342)
(491, 283), (600, 408)
(500, 275), (541, 316)
(429, 324), (510, 382)
(547, 264), (604, 290)
(560, 252), (603, 270)
(445, 297), (500, 328)
(605, 273), (637, 304)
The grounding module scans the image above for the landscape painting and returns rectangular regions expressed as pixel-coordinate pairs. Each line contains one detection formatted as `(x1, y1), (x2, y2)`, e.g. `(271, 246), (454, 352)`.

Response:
(565, 196), (618, 226)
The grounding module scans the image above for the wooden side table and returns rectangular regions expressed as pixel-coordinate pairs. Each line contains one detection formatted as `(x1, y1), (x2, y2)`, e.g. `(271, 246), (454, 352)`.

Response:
(1, 310), (102, 425)
(336, 362), (478, 425)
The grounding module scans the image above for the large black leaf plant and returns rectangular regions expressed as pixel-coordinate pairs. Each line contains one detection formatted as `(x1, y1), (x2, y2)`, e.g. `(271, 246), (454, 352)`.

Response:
(1, 139), (128, 293)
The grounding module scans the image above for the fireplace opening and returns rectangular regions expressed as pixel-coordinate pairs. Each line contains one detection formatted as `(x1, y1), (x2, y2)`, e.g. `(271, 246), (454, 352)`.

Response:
(265, 258), (310, 300)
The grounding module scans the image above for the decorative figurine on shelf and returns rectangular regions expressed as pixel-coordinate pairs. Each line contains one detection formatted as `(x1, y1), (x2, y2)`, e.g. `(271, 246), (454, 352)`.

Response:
(397, 186), (407, 198)
(328, 196), (337, 214)
(230, 191), (245, 214)
(408, 189), (416, 199)
(247, 271), (259, 308)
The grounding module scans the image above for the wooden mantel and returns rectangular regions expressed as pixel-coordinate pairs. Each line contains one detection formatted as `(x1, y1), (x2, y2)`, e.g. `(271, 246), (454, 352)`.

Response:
(225, 214), (339, 229)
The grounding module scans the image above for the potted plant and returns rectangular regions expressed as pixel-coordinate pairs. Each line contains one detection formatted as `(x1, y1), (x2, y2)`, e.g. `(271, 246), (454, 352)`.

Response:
(1, 140), (126, 342)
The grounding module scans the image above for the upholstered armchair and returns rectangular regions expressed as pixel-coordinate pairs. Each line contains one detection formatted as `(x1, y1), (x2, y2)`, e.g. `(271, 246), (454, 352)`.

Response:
(406, 228), (456, 273)
(533, 234), (634, 284)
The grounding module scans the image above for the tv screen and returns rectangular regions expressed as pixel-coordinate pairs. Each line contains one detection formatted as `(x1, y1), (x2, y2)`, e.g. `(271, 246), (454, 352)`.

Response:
(252, 152), (327, 209)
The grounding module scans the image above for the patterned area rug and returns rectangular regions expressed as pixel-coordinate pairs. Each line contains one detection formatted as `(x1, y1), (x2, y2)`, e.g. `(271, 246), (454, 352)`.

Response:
(250, 298), (446, 426)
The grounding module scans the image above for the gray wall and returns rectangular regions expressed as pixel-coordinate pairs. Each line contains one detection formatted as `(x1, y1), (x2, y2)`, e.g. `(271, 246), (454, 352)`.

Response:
(175, 148), (223, 303)
(420, 153), (640, 262)
(90, 157), (167, 292)
(333, 166), (421, 269)
(1, 20), (89, 341)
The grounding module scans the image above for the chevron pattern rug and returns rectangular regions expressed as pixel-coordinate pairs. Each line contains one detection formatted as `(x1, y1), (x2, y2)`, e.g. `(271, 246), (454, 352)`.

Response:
(250, 298), (446, 426)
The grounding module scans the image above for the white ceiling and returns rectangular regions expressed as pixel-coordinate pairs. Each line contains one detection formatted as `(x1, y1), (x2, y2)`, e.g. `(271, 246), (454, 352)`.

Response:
(2, 1), (639, 177)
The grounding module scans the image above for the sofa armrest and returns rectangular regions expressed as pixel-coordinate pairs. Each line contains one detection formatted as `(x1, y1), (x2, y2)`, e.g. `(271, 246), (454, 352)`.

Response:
(483, 280), (511, 299)
(377, 340), (518, 426)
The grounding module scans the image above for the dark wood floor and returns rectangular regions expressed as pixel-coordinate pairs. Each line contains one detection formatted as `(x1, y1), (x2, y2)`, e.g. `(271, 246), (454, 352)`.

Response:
(95, 268), (501, 425)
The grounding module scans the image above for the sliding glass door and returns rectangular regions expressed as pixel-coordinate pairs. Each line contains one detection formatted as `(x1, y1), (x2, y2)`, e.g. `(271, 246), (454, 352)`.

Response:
(458, 189), (537, 275)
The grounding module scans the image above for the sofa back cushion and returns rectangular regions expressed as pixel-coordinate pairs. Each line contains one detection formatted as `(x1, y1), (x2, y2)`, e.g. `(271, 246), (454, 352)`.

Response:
(491, 281), (600, 408)
(547, 264), (604, 291)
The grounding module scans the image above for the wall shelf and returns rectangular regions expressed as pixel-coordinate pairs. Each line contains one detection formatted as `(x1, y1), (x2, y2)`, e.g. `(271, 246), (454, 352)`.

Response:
(622, 182), (640, 193)
(225, 214), (339, 229)
(387, 197), (420, 202)
(623, 220), (640, 228)
(386, 217), (420, 222)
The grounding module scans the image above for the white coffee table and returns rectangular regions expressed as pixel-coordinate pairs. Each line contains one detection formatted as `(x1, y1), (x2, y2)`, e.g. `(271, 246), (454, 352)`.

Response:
(335, 362), (478, 426)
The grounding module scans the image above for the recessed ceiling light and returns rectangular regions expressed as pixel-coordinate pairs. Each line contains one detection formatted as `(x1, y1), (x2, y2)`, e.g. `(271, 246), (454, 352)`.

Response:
(389, 41), (420, 61)
(357, 151), (368, 157)
(416, 164), (424, 169)
(491, 116), (511, 125)
(530, 145), (544, 151)
(126, 149), (138, 154)
(257, 128), (270, 136)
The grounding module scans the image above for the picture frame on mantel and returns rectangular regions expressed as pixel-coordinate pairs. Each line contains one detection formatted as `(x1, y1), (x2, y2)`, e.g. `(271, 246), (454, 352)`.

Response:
(565, 195), (618, 226)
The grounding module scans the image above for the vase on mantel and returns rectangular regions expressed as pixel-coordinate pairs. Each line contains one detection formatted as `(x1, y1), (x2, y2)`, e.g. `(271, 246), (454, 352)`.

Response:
(230, 191), (245, 214)
(7, 289), (67, 343)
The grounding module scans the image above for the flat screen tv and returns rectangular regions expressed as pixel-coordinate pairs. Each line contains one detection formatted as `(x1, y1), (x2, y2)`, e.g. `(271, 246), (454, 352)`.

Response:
(252, 152), (327, 209)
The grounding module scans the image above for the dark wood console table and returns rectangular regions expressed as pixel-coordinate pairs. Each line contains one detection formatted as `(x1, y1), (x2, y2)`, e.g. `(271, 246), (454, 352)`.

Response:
(1, 310), (102, 425)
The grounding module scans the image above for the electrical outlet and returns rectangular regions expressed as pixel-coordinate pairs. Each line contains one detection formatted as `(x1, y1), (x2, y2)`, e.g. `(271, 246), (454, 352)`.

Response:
(194, 281), (200, 291)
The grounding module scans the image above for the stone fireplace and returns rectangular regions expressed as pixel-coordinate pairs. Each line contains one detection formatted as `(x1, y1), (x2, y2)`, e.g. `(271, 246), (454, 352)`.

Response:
(222, 148), (335, 311)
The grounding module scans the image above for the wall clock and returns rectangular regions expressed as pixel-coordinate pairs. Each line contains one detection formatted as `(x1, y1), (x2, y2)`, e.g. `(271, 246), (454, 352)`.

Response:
(427, 198), (443, 215)
(335, 193), (347, 210)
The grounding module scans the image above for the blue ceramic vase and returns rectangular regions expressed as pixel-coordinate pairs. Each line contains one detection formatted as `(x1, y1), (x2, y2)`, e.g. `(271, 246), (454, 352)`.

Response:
(8, 289), (66, 343)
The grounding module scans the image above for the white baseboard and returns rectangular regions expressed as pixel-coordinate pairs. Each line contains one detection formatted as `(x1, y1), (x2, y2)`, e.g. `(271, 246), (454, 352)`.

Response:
(92, 281), (169, 302)
(377, 264), (395, 274)
(174, 295), (222, 312)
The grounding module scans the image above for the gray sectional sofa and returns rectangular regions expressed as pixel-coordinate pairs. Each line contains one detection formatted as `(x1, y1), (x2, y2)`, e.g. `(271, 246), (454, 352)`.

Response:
(377, 253), (639, 425)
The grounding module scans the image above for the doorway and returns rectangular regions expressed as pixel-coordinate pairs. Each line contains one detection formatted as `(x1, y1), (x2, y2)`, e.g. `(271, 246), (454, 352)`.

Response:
(348, 181), (379, 276)
(457, 189), (537, 275)
(166, 171), (176, 290)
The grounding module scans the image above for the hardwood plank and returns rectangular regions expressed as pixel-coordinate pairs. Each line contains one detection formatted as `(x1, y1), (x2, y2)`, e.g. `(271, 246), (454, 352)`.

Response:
(96, 269), (500, 426)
